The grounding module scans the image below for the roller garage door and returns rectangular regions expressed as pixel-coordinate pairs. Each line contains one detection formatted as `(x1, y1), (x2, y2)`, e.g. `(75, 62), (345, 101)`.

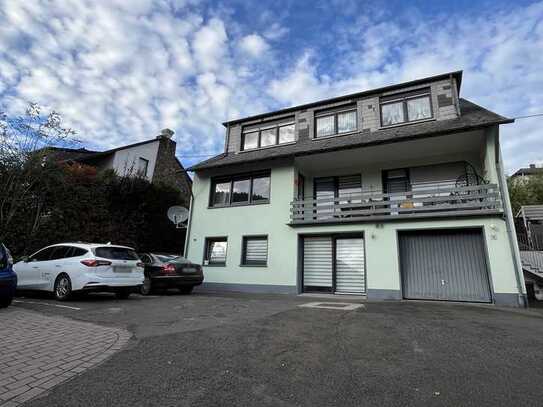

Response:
(302, 236), (365, 294)
(399, 229), (492, 303)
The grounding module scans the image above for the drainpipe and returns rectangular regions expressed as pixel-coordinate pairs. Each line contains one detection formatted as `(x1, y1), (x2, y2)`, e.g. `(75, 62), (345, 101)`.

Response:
(496, 146), (527, 307)
(183, 187), (194, 257)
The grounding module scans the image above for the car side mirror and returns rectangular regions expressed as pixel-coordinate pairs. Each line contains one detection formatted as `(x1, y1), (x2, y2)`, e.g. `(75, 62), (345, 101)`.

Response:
(21, 256), (29, 263)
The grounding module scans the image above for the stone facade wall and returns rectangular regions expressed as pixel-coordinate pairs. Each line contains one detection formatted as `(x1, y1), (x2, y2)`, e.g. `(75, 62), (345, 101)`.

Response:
(152, 136), (192, 207)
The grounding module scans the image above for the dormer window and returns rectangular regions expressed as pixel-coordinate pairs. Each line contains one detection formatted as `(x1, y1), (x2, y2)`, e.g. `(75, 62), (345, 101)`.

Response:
(380, 88), (432, 127)
(241, 119), (295, 151)
(315, 107), (357, 138)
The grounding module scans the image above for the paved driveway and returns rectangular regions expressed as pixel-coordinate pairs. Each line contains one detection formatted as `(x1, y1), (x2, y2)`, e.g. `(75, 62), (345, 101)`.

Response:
(7, 291), (543, 406)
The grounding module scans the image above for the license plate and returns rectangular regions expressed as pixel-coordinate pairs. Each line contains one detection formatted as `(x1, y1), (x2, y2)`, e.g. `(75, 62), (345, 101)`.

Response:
(114, 266), (131, 273)
(183, 268), (196, 273)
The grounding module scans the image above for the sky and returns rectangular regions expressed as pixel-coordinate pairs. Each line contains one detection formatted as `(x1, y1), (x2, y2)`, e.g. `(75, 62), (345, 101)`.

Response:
(0, 0), (542, 173)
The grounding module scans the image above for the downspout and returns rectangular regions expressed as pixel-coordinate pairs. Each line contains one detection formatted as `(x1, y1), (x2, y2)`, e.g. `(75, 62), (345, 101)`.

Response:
(496, 145), (527, 307)
(183, 184), (194, 257)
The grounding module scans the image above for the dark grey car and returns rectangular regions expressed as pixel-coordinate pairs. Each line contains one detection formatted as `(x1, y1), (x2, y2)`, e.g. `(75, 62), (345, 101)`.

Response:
(137, 253), (204, 295)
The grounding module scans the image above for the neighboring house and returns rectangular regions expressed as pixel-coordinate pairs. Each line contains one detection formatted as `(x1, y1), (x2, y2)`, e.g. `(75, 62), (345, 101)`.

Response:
(185, 71), (526, 307)
(515, 205), (543, 300)
(510, 164), (543, 184)
(46, 129), (192, 206)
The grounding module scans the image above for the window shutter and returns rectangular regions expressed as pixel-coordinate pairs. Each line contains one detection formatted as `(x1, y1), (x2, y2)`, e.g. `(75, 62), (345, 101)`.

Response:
(244, 237), (268, 265)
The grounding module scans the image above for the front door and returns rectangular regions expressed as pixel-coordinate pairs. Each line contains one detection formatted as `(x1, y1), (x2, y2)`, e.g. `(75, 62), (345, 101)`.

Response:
(335, 238), (365, 294)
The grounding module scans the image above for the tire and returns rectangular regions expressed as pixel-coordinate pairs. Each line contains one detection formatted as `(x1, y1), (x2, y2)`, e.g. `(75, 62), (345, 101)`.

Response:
(139, 275), (152, 296)
(178, 286), (194, 295)
(115, 289), (131, 300)
(54, 274), (72, 301)
(0, 296), (13, 308)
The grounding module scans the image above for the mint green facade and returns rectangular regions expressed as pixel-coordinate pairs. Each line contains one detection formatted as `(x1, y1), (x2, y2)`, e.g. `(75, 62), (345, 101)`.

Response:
(186, 129), (525, 305)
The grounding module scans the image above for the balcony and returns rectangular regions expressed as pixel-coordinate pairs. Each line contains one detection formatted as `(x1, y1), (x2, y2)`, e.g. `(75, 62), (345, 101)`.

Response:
(289, 184), (503, 226)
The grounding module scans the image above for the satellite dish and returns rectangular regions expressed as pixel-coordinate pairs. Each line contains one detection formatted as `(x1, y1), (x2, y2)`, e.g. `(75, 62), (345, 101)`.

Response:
(167, 206), (189, 226)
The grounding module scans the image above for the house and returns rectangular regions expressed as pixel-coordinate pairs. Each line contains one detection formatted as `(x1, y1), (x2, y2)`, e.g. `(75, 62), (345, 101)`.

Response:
(45, 129), (192, 206)
(185, 71), (526, 307)
(515, 205), (543, 301)
(510, 164), (543, 184)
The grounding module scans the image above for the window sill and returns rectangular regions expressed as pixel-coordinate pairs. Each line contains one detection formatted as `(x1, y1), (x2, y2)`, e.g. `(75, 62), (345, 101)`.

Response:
(238, 141), (296, 154)
(312, 129), (359, 140)
(208, 201), (270, 209)
(239, 264), (268, 268)
(379, 117), (435, 130)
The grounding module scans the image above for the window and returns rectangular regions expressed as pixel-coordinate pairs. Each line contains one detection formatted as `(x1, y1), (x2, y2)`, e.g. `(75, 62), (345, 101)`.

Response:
(232, 178), (251, 204)
(30, 247), (56, 262)
(95, 247), (139, 260)
(380, 88), (432, 127)
(315, 108), (357, 138)
(241, 121), (295, 150)
(137, 157), (149, 177)
(204, 237), (227, 266)
(242, 236), (268, 266)
(49, 246), (71, 260)
(210, 171), (271, 207)
(383, 169), (411, 193)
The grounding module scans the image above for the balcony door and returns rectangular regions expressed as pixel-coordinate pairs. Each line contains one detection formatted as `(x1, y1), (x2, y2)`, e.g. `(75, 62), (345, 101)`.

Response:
(314, 174), (362, 219)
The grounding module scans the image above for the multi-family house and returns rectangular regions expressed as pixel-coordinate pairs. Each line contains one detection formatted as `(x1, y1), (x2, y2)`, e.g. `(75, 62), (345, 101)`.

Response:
(185, 71), (526, 307)
(510, 164), (543, 184)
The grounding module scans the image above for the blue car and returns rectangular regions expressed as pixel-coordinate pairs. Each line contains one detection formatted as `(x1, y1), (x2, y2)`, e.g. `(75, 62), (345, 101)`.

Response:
(0, 243), (17, 308)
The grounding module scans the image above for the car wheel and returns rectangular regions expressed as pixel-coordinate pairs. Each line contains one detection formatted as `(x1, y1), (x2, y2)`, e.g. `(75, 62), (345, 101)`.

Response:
(0, 296), (13, 308)
(139, 275), (152, 296)
(115, 289), (131, 299)
(178, 286), (193, 295)
(54, 274), (72, 301)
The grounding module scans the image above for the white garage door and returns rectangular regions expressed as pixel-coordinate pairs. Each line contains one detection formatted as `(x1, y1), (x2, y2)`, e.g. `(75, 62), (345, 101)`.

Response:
(303, 236), (365, 294)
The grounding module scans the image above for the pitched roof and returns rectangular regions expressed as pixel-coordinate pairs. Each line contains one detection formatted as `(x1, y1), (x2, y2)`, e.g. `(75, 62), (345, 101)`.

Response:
(188, 99), (513, 172)
(512, 167), (543, 177)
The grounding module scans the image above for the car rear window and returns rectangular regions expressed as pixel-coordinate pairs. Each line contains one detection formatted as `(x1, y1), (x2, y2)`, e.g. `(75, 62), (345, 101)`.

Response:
(95, 247), (139, 260)
(156, 255), (190, 264)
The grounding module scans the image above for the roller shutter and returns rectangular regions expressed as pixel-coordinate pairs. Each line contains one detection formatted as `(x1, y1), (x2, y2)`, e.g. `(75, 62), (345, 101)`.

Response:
(303, 237), (333, 291)
(335, 238), (365, 294)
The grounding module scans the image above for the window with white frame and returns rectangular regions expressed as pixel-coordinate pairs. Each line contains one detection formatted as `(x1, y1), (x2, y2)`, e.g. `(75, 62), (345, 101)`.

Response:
(380, 88), (432, 127)
(315, 107), (357, 138)
(241, 120), (295, 151)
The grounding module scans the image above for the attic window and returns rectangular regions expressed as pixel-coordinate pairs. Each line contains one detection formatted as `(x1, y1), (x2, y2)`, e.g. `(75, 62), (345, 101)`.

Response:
(241, 119), (295, 151)
(380, 88), (432, 127)
(315, 107), (357, 138)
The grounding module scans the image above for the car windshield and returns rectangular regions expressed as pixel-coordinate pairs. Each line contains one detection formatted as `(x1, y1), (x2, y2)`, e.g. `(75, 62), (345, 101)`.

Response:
(95, 247), (139, 260)
(156, 255), (190, 264)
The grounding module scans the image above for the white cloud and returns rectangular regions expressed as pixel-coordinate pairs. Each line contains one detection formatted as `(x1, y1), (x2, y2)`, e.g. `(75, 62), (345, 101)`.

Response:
(239, 33), (269, 57)
(267, 2), (543, 173)
(0, 0), (541, 174)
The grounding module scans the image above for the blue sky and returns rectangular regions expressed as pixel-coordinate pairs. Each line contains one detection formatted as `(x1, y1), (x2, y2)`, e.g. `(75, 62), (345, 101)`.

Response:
(0, 0), (542, 172)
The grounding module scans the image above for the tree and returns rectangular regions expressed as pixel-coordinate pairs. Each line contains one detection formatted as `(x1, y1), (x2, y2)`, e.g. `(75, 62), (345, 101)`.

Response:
(507, 174), (543, 215)
(0, 103), (77, 242)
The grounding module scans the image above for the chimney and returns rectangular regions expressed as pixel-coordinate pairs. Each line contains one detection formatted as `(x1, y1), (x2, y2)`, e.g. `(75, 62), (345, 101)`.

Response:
(158, 128), (174, 139)
(530, 163), (536, 169)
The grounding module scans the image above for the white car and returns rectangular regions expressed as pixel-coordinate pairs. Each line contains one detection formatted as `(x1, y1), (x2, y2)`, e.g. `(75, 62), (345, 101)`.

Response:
(14, 243), (144, 301)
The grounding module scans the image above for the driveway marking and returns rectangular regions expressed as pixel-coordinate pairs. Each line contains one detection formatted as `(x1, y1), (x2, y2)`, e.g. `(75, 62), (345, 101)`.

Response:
(298, 302), (365, 311)
(13, 300), (81, 311)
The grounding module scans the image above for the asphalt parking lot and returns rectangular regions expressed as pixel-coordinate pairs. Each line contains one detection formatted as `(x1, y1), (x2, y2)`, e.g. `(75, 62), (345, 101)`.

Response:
(6, 290), (543, 407)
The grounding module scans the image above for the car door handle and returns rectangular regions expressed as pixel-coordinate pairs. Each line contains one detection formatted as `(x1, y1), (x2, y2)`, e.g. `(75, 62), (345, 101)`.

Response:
(32, 266), (39, 269)
(55, 265), (61, 268)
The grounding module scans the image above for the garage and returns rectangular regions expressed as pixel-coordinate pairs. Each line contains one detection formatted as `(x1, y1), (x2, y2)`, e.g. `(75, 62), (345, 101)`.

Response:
(302, 235), (365, 295)
(399, 229), (492, 303)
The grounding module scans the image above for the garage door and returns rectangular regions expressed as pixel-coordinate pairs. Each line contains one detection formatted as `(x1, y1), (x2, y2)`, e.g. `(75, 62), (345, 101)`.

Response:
(303, 236), (365, 294)
(399, 229), (492, 303)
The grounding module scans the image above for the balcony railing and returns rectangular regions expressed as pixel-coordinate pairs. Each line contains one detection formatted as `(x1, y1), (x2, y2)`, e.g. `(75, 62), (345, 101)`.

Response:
(290, 184), (503, 225)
